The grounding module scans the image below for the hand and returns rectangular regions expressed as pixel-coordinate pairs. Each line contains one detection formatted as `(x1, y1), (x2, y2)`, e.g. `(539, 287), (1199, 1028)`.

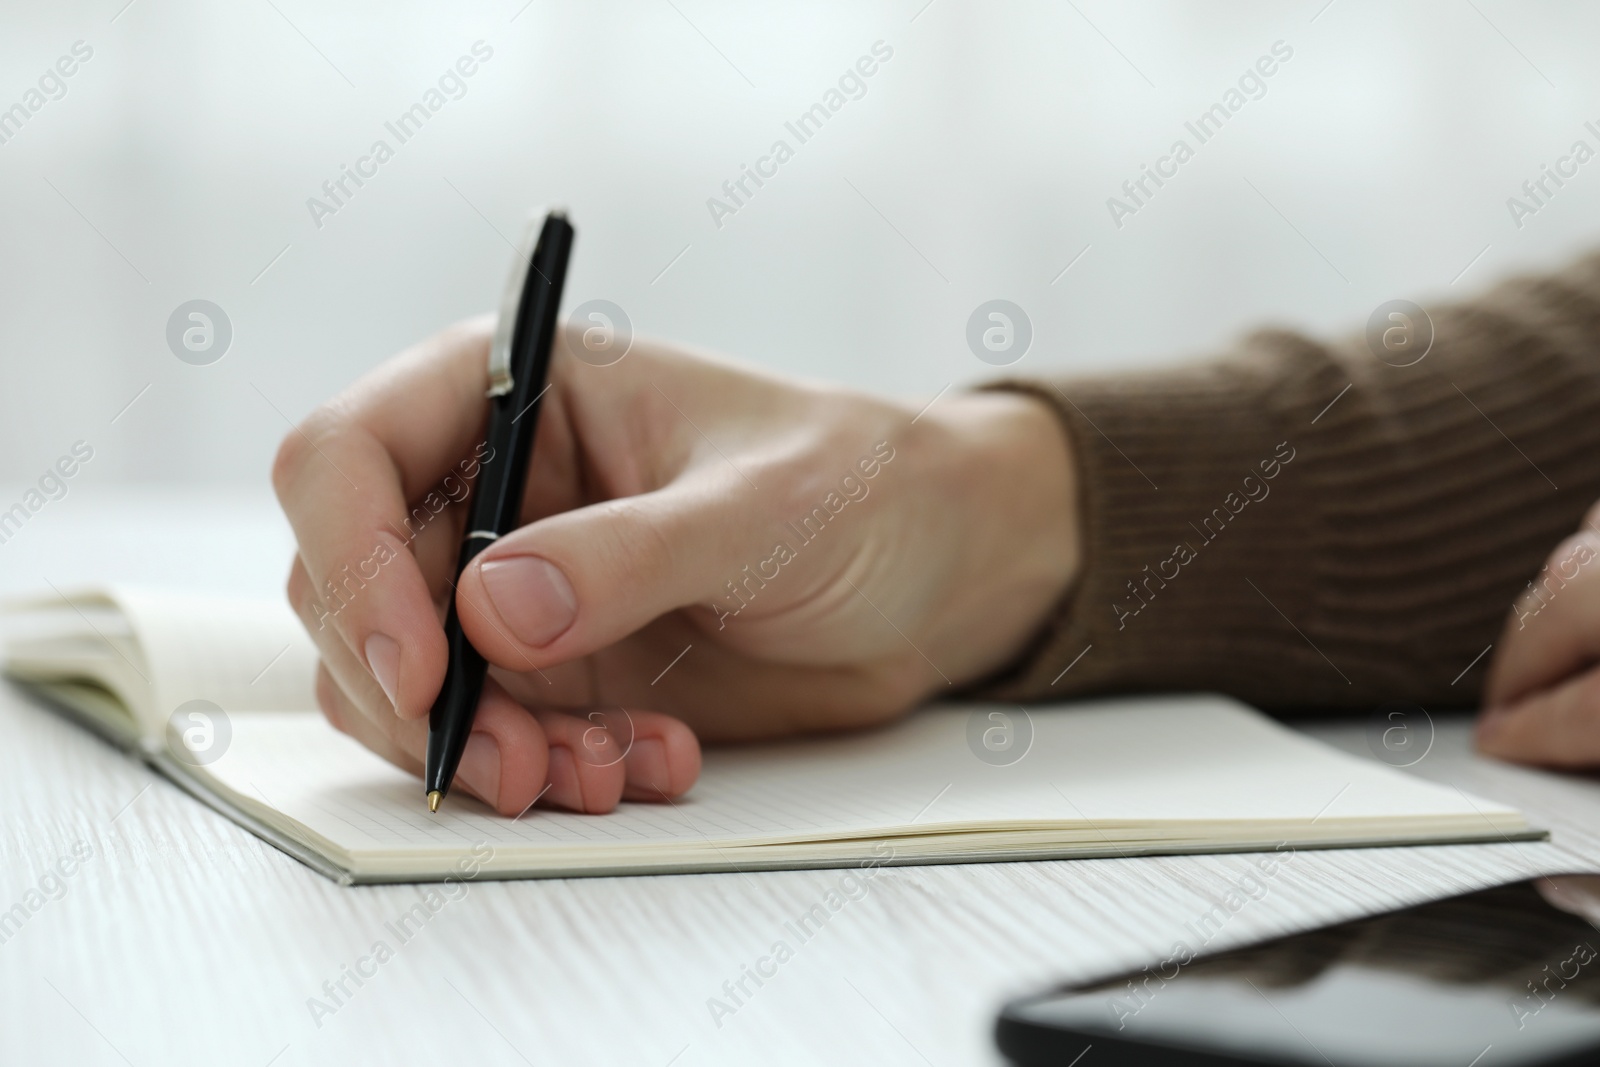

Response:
(1475, 501), (1600, 764)
(273, 317), (1080, 815)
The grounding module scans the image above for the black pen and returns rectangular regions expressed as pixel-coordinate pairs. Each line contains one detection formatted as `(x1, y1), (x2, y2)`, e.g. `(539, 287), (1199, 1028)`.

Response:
(426, 208), (575, 812)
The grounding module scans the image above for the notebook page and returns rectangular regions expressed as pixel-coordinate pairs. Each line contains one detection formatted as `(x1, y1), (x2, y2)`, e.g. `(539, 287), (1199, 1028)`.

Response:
(110, 587), (318, 734)
(198, 696), (1523, 868)
(3, 604), (148, 722)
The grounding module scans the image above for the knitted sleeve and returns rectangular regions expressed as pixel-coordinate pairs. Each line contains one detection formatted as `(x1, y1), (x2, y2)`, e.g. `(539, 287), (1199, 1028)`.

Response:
(979, 252), (1600, 710)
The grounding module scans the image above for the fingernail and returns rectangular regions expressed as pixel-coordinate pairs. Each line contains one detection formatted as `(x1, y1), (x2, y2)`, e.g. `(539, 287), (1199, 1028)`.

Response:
(546, 744), (584, 811)
(626, 738), (670, 796)
(364, 633), (401, 710)
(458, 732), (501, 805)
(479, 556), (578, 648)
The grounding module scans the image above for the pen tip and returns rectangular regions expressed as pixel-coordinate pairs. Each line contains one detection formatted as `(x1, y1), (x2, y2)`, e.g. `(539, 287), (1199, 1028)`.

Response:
(427, 790), (442, 814)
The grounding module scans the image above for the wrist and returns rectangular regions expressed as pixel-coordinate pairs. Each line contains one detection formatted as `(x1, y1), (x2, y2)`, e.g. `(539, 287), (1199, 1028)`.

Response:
(911, 390), (1081, 689)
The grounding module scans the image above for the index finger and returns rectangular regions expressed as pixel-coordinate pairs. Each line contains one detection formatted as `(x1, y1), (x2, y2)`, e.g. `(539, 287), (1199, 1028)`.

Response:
(272, 316), (499, 719)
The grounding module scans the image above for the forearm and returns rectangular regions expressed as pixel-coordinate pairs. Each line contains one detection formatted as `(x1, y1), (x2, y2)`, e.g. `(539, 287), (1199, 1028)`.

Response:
(977, 250), (1600, 710)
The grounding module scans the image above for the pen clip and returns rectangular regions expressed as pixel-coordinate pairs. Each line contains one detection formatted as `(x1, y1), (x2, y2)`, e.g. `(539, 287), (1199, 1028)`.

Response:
(486, 212), (548, 399)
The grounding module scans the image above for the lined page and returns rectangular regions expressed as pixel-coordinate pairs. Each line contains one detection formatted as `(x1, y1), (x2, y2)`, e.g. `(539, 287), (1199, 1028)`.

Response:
(198, 697), (1525, 874)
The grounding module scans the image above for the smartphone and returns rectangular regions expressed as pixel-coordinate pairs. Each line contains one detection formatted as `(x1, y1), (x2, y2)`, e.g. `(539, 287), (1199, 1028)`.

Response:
(996, 879), (1600, 1066)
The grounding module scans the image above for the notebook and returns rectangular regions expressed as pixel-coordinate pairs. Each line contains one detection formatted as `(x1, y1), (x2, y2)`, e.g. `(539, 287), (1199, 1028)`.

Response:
(2, 586), (1541, 885)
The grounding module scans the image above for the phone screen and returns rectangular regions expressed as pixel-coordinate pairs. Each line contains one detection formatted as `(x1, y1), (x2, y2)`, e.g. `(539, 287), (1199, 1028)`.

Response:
(998, 880), (1600, 1066)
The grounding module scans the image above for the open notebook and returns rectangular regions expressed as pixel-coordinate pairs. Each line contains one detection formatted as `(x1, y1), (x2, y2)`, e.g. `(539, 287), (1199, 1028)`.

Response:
(3, 586), (1540, 885)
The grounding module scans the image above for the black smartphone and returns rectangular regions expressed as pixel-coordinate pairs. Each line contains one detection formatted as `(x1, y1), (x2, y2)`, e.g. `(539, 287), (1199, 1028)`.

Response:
(997, 879), (1600, 1066)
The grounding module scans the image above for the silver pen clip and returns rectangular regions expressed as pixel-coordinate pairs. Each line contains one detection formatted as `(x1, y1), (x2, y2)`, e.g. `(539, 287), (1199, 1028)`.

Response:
(486, 212), (551, 399)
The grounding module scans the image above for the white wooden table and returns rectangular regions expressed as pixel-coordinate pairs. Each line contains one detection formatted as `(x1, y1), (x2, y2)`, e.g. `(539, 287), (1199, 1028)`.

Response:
(3, 490), (1598, 1066)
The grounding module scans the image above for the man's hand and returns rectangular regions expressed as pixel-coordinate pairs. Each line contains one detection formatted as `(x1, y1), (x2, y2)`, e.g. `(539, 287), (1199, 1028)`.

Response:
(272, 317), (1079, 815)
(1476, 501), (1600, 763)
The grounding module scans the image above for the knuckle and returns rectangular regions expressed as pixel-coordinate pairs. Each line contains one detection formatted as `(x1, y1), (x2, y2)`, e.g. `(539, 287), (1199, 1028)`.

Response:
(440, 313), (494, 354)
(1550, 531), (1599, 574)
(604, 497), (677, 584)
(286, 558), (311, 612)
(269, 405), (346, 500)
(269, 425), (312, 500)
(1547, 536), (1579, 571)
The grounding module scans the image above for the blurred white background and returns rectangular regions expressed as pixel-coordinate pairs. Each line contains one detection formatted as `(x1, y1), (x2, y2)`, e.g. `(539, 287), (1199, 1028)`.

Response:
(2, 0), (1597, 497)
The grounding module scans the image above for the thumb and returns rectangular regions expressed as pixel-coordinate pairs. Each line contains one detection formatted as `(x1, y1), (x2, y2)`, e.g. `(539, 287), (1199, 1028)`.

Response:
(454, 478), (757, 669)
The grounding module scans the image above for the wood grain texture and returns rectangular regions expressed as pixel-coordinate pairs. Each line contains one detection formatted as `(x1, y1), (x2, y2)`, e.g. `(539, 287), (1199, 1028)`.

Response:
(4, 493), (1600, 1066)
(8, 688), (1600, 1067)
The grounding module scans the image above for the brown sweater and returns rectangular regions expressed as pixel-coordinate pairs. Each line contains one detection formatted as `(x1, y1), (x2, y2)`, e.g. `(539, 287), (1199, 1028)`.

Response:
(987, 251), (1600, 711)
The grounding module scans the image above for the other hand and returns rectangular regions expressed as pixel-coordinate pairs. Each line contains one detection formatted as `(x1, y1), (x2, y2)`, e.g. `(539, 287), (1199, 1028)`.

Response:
(1476, 501), (1600, 763)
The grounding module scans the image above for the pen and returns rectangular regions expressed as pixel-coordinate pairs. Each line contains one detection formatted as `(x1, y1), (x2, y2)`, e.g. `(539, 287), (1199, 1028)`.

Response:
(425, 208), (575, 812)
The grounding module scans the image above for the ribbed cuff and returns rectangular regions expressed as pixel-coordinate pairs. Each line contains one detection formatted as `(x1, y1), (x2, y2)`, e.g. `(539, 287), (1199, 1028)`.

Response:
(975, 331), (1351, 707)
(973, 258), (1600, 712)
